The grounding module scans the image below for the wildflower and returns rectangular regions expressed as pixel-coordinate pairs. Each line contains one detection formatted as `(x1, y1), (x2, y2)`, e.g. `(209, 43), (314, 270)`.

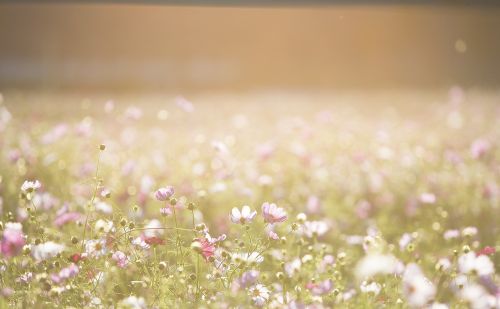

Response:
(21, 180), (41, 193)
(248, 284), (270, 307)
(51, 263), (79, 284)
(435, 258), (451, 272)
(239, 270), (259, 287)
(144, 237), (165, 246)
(233, 252), (264, 265)
(302, 220), (329, 238)
(84, 239), (107, 258)
(53, 211), (81, 227)
(355, 254), (398, 280)
(154, 186), (174, 201)
(443, 229), (460, 240)
(268, 230), (279, 240)
(95, 219), (114, 233)
(459, 283), (497, 309)
(261, 202), (287, 224)
(143, 220), (164, 238)
(192, 238), (215, 261)
(477, 246), (495, 256)
(470, 139), (490, 159)
(306, 279), (333, 295)
(230, 205), (257, 224)
(95, 201), (113, 214)
(402, 264), (436, 308)
(458, 252), (494, 276)
(462, 227), (478, 238)
(112, 251), (129, 268)
(360, 281), (381, 295)
(0, 222), (26, 258)
(120, 295), (147, 309)
(284, 258), (302, 277)
(32, 241), (65, 261)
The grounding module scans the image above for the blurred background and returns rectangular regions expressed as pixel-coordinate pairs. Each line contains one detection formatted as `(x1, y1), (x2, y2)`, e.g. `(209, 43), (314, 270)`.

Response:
(1, 3), (500, 93)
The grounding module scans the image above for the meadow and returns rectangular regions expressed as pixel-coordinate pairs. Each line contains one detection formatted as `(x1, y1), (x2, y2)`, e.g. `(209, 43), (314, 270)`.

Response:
(0, 89), (498, 308)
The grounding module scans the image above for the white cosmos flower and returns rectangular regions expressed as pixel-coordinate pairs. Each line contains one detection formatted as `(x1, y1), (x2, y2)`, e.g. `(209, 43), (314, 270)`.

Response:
(84, 239), (107, 258)
(355, 254), (398, 280)
(458, 252), (494, 276)
(248, 284), (270, 307)
(31, 241), (65, 261)
(233, 252), (264, 264)
(284, 258), (302, 277)
(360, 281), (382, 295)
(459, 283), (497, 309)
(95, 219), (114, 233)
(230, 205), (257, 224)
(302, 220), (329, 238)
(403, 264), (436, 308)
(120, 295), (147, 309)
(21, 180), (41, 193)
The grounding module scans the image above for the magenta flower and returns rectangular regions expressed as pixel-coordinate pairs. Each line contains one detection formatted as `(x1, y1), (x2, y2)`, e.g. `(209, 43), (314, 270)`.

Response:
(193, 238), (215, 262)
(154, 186), (174, 201)
(261, 202), (287, 224)
(0, 222), (26, 258)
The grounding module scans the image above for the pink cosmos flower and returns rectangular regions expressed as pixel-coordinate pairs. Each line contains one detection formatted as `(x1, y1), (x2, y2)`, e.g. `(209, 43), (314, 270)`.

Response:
(112, 251), (129, 268)
(261, 202), (287, 224)
(268, 230), (279, 240)
(193, 238), (215, 261)
(230, 206), (257, 224)
(53, 212), (82, 228)
(306, 279), (333, 295)
(155, 187), (174, 201)
(0, 222), (26, 258)
(471, 139), (490, 159)
(51, 263), (79, 284)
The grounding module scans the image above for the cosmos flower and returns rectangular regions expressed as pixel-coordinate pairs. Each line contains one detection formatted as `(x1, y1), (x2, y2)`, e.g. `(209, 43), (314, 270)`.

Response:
(51, 263), (79, 284)
(355, 254), (398, 280)
(306, 279), (333, 295)
(53, 212), (81, 227)
(120, 295), (147, 309)
(95, 219), (114, 233)
(284, 258), (302, 277)
(192, 238), (215, 262)
(458, 252), (494, 276)
(154, 186), (175, 201)
(248, 284), (270, 307)
(239, 270), (260, 288)
(261, 202), (287, 224)
(32, 241), (65, 261)
(232, 252), (264, 265)
(360, 281), (382, 295)
(402, 264), (436, 308)
(0, 222), (26, 258)
(230, 205), (257, 224)
(302, 220), (329, 238)
(112, 251), (129, 268)
(21, 180), (41, 193)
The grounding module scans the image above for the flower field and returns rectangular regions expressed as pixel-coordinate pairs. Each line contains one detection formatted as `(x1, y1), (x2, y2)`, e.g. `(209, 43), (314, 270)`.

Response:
(0, 90), (498, 308)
